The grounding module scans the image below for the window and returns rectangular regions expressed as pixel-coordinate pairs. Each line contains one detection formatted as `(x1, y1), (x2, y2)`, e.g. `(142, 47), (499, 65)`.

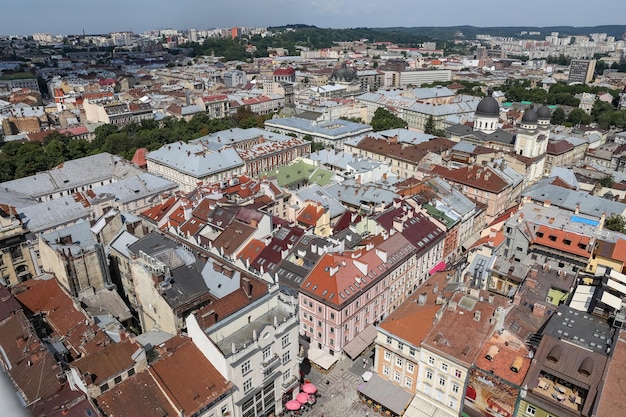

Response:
(454, 369), (462, 378)
(409, 348), (416, 357)
(428, 356), (435, 365)
(330, 312), (335, 320)
(449, 397), (457, 408)
(435, 390), (444, 402)
(384, 350), (391, 361)
(439, 376), (446, 387)
(424, 384), (431, 395)
(407, 362), (414, 373)
(262, 347), (272, 361)
(282, 334), (290, 348)
(526, 405), (536, 416)
(452, 383), (459, 393)
(283, 369), (291, 382)
(387, 336), (392, 345)
(114, 375), (122, 384)
(426, 369), (433, 380)
(242, 360), (251, 375)
(396, 357), (403, 367)
(405, 377), (413, 389)
(243, 378), (253, 393)
(397, 342), (404, 351)
(394, 371), (401, 382)
(221, 405), (228, 416)
(282, 351), (291, 364)
(441, 363), (448, 372)
(101, 383), (109, 392)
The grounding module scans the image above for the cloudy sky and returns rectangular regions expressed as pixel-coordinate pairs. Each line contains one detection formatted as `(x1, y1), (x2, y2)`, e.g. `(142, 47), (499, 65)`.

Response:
(4, 0), (626, 35)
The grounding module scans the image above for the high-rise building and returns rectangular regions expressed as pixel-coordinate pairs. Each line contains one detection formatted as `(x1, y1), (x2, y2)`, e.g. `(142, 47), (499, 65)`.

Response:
(567, 59), (596, 84)
(231, 27), (241, 39)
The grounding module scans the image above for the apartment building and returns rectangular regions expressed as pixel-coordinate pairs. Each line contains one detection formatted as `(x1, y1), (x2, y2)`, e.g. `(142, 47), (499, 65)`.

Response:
(187, 288), (301, 417)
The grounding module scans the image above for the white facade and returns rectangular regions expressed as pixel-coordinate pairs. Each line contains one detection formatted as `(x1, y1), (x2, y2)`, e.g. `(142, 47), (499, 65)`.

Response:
(187, 290), (301, 417)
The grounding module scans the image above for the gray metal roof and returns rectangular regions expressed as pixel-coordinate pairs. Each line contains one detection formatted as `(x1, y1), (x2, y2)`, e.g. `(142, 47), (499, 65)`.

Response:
(41, 219), (96, 256)
(147, 142), (244, 178)
(19, 195), (93, 233)
(265, 117), (372, 139)
(91, 173), (177, 204)
(522, 180), (626, 217)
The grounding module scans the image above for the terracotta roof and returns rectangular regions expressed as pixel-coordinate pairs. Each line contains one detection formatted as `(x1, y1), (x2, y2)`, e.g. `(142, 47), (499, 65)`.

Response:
(612, 239), (626, 263)
(212, 221), (256, 256)
(98, 369), (178, 417)
(430, 164), (510, 193)
(194, 275), (269, 330)
(422, 291), (507, 366)
(131, 147), (148, 168)
(532, 225), (591, 258)
(549, 176), (576, 189)
(141, 197), (178, 222)
(297, 204), (324, 227)
(547, 140), (574, 156)
(379, 272), (453, 347)
(0, 310), (60, 405)
(594, 333), (626, 417)
(474, 330), (531, 386)
(238, 239), (266, 265)
(149, 336), (232, 416)
(72, 338), (138, 386)
(13, 277), (109, 357)
(356, 136), (455, 164)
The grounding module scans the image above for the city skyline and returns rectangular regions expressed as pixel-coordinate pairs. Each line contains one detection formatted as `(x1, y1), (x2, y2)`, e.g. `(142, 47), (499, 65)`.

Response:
(4, 0), (626, 36)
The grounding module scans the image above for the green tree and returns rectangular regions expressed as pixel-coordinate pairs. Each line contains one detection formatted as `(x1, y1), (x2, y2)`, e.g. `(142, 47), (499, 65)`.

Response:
(566, 109), (593, 126)
(599, 175), (614, 188)
(550, 107), (566, 125)
(424, 115), (436, 134)
(370, 107), (408, 131)
(605, 214), (626, 233)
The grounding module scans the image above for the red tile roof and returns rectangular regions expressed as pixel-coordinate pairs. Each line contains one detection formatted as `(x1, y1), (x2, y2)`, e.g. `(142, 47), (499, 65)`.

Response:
(379, 272), (453, 347)
(594, 333), (626, 417)
(98, 369), (178, 417)
(149, 336), (232, 416)
(71, 338), (139, 386)
(430, 164), (510, 193)
(532, 225), (591, 258)
(13, 276), (109, 357)
(297, 204), (324, 227)
(474, 331), (531, 386)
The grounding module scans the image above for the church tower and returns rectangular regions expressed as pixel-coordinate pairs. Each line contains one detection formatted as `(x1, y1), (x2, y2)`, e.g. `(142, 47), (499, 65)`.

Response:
(473, 94), (500, 134)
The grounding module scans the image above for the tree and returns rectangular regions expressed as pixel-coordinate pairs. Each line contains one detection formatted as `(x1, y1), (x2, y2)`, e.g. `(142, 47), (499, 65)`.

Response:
(550, 107), (566, 125)
(424, 115), (436, 134)
(599, 175), (614, 188)
(566, 109), (593, 126)
(605, 214), (626, 233)
(370, 107), (407, 132)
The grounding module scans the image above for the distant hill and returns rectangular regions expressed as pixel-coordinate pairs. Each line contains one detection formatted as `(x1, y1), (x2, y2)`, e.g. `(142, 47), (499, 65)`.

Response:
(274, 25), (626, 40)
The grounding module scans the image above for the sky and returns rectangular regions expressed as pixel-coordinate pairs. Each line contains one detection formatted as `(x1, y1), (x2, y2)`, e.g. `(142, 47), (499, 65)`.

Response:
(3, 0), (626, 35)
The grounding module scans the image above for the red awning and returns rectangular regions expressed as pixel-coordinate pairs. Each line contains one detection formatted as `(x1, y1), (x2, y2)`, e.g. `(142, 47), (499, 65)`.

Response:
(429, 261), (447, 275)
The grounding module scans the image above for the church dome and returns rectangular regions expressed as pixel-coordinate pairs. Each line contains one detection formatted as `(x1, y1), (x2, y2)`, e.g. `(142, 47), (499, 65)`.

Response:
(522, 108), (538, 123)
(331, 63), (357, 83)
(475, 96), (500, 117)
(536, 105), (551, 120)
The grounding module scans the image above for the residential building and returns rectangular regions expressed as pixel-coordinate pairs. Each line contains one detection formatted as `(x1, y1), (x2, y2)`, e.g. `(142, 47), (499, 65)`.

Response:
(39, 220), (112, 296)
(265, 117), (373, 150)
(187, 286), (300, 417)
(415, 290), (507, 417)
(518, 306), (614, 417)
(0, 203), (37, 285)
(83, 99), (153, 126)
(568, 59), (596, 84)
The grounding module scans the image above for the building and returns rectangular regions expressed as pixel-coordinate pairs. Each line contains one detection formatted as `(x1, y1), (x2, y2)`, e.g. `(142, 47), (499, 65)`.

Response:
(83, 99), (153, 126)
(518, 305), (614, 417)
(265, 117), (372, 150)
(415, 290), (507, 417)
(568, 59), (596, 84)
(38, 220), (112, 296)
(0, 203), (37, 285)
(186, 285), (301, 417)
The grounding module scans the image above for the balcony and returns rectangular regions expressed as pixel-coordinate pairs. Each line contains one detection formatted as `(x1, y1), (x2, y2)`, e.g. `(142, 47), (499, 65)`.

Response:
(261, 353), (280, 370)
(281, 375), (298, 389)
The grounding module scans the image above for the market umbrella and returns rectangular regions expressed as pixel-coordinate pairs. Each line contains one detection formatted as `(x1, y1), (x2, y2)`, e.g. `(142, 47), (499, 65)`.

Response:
(302, 383), (317, 394)
(296, 392), (309, 404)
(286, 400), (301, 411)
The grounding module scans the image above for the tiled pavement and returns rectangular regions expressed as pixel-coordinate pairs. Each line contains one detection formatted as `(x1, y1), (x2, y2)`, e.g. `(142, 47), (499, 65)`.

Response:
(295, 348), (375, 417)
